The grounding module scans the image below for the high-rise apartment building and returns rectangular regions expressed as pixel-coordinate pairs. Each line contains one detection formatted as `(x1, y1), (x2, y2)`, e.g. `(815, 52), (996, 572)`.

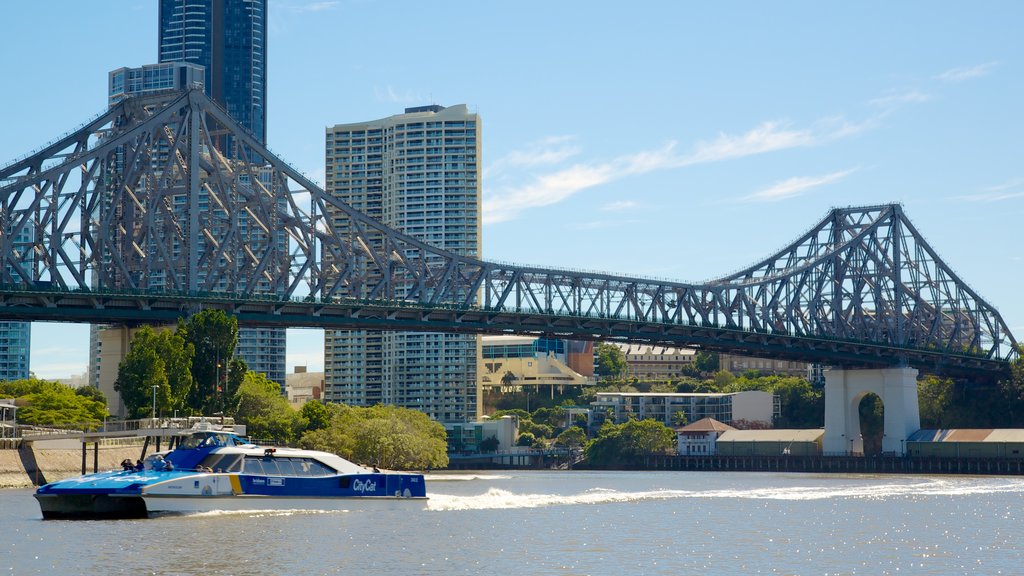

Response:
(324, 105), (482, 423)
(0, 220), (33, 381)
(157, 0), (284, 390)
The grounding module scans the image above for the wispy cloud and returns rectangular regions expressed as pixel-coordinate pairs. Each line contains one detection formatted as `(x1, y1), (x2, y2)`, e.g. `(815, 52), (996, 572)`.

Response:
(484, 136), (580, 178)
(600, 200), (638, 211)
(869, 89), (932, 108)
(952, 178), (1024, 202)
(934, 62), (999, 83)
(285, 1), (339, 13)
(570, 219), (643, 231)
(740, 168), (857, 203)
(373, 85), (424, 104)
(954, 191), (1024, 203)
(484, 118), (866, 224)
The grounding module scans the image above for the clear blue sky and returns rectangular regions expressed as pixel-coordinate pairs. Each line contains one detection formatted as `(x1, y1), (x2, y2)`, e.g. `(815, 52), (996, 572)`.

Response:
(1, 1), (1021, 379)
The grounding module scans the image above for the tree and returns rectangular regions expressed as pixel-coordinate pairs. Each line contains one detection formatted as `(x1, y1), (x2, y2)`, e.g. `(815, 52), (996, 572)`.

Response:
(478, 435), (500, 453)
(115, 327), (169, 419)
(670, 409), (688, 427)
(516, 432), (539, 447)
(555, 425), (587, 448)
(114, 326), (195, 418)
(233, 371), (303, 444)
(918, 375), (954, 428)
(693, 351), (719, 374)
(179, 309), (239, 414)
(595, 343), (627, 380)
(75, 385), (107, 406)
(13, 380), (108, 428)
(584, 418), (676, 466)
(999, 346), (1024, 423)
(299, 400), (332, 432)
(531, 406), (565, 428)
(299, 404), (448, 470)
(501, 370), (517, 387)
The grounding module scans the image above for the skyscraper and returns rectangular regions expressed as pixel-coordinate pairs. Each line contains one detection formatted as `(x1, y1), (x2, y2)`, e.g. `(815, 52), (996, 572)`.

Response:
(0, 220), (32, 381)
(158, 0), (284, 389)
(158, 0), (267, 143)
(324, 105), (482, 423)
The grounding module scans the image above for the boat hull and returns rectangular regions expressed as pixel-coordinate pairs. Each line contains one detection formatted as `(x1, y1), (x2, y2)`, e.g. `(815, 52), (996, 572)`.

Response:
(35, 493), (148, 520)
(142, 494), (427, 515)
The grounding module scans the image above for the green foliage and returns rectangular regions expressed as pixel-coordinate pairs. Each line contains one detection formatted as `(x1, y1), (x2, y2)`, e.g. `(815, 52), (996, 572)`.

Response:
(114, 326), (195, 419)
(918, 375), (954, 428)
(555, 425), (587, 448)
(234, 371), (304, 444)
(692, 351), (719, 373)
(519, 419), (554, 439)
(516, 432), (539, 447)
(299, 400), (332, 432)
(75, 385), (107, 406)
(491, 409), (530, 421)
(584, 418), (676, 466)
(530, 406), (565, 428)
(670, 409), (688, 427)
(595, 343), (627, 380)
(299, 404), (448, 470)
(712, 370), (736, 388)
(478, 435), (500, 452)
(179, 309), (238, 414)
(10, 380), (108, 428)
(858, 393), (884, 455)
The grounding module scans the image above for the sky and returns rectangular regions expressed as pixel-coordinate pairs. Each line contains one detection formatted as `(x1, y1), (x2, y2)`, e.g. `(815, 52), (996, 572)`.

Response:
(1, 1), (1022, 379)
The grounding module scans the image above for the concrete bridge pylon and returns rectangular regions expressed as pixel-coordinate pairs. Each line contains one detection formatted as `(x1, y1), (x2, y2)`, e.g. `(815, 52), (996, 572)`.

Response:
(823, 367), (920, 456)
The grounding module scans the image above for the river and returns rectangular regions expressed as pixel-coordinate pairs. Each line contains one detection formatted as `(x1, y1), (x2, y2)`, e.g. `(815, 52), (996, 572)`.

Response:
(3, 470), (1021, 575)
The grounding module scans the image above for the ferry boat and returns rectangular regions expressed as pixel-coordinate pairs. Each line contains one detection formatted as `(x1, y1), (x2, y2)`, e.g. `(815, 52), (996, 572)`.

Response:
(34, 427), (427, 519)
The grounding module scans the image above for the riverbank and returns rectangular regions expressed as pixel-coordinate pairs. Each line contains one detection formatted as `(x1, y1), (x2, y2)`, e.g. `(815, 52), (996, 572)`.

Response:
(577, 454), (1024, 475)
(0, 446), (144, 488)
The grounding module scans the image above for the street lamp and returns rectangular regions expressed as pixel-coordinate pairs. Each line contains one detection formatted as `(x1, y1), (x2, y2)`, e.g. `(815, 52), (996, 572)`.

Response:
(151, 385), (158, 421)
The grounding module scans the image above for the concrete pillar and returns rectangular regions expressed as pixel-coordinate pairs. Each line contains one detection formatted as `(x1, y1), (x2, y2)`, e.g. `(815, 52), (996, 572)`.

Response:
(823, 367), (920, 456)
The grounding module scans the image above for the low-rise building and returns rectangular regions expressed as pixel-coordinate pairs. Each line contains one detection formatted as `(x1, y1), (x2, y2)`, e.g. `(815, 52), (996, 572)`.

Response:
(716, 429), (824, 456)
(908, 429), (1024, 459)
(285, 366), (324, 407)
(677, 417), (735, 455)
(480, 335), (593, 393)
(593, 391), (778, 428)
(616, 344), (696, 380)
(445, 415), (518, 454)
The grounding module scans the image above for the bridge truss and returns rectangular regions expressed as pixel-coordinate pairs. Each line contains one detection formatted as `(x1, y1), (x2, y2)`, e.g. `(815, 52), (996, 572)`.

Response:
(0, 89), (1017, 376)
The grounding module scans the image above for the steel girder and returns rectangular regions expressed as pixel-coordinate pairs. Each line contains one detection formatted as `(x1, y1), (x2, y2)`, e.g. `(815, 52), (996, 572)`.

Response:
(0, 89), (1018, 375)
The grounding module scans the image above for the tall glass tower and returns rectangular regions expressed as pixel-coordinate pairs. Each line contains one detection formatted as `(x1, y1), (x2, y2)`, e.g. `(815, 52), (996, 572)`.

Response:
(158, 0), (284, 389)
(324, 105), (482, 423)
(0, 220), (32, 381)
(158, 0), (267, 143)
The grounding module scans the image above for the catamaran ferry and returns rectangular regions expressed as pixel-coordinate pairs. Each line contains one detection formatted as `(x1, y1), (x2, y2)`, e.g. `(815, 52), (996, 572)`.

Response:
(34, 426), (426, 519)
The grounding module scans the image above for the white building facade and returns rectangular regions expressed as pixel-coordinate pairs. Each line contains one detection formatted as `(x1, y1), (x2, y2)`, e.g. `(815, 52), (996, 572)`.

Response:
(324, 105), (481, 423)
(593, 391), (779, 428)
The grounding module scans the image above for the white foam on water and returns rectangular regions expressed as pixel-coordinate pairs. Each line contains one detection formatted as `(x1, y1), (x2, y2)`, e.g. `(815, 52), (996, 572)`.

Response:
(424, 473), (512, 482)
(426, 478), (1024, 511)
(170, 508), (349, 519)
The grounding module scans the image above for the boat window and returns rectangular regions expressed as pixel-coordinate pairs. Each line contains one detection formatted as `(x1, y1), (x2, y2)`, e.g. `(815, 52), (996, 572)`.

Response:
(260, 458), (282, 475)
(198, 453), (243, 472)
(274, 459), (297, 476)
(242, 456), (265, 475)
(303, 459), (336, 476)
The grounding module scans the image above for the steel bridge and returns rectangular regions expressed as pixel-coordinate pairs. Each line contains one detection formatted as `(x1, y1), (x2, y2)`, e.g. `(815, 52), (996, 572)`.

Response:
(0, 89), (1018, 378)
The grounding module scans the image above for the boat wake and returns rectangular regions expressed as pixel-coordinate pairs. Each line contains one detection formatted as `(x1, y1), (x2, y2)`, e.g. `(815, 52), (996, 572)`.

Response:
(165, 508), (350, 519)
(424, 473), (512, 482)
(426, 478), (1024, 511)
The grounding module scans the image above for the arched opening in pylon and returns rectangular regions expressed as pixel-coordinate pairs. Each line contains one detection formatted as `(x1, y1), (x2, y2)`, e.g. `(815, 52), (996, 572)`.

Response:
(858, 392), (884, 456)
